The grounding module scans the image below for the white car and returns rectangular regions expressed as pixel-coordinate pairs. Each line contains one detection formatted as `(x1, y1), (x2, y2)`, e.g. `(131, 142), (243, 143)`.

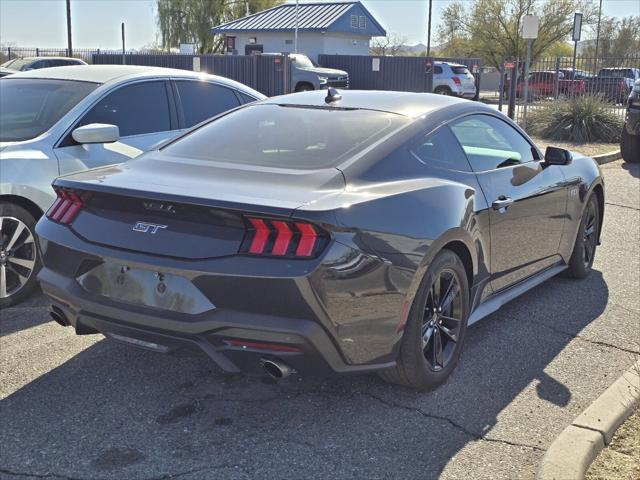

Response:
(0, 65), (264, 306)
(429, 61), (477, 99)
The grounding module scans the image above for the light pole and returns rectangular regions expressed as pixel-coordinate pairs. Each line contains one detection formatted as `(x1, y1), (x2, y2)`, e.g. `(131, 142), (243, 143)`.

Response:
(594, 0), (603, 72)
(66, 0), (72, 57)
(426, 0), (433, 57)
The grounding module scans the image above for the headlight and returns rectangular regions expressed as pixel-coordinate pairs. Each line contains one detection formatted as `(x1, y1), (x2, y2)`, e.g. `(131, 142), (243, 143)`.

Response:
(318, 76), (328, 85)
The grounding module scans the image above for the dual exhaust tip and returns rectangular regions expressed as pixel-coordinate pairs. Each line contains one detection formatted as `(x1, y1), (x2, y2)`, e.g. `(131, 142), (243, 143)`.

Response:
(50, 306), (294, 381)
(261, 358), (294, 380)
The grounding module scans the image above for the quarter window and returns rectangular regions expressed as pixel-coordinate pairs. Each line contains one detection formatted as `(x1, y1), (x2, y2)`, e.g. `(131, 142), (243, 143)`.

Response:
(412, 126), (471, 172)
(450, 115), (538, 171)
(175, 81), (241, 128)
(79, 81), (171, 137)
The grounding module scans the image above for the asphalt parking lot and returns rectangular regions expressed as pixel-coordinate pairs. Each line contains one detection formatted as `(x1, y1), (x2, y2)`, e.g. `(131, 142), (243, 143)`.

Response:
(1, 160), (639, 480)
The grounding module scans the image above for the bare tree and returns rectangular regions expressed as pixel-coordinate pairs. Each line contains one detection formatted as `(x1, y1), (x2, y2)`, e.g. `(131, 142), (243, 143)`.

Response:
(370, 33), (409, 56)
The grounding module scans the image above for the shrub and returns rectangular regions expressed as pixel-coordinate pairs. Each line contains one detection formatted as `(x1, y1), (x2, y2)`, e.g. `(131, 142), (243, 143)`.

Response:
(527, 95), (623, 143)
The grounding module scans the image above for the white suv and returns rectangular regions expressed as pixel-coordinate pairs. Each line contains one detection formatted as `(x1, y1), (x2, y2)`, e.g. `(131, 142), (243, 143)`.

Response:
(429, 62), (477, 99)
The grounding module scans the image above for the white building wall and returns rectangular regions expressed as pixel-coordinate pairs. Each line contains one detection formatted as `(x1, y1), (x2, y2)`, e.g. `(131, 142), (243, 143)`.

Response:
(230, 32), (371, 62)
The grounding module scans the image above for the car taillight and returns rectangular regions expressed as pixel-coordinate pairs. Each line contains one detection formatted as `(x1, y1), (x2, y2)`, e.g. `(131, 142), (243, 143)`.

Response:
(242, 217), (328, 258)
(452, 76), (462, 86)
(46, 187), (92, 224)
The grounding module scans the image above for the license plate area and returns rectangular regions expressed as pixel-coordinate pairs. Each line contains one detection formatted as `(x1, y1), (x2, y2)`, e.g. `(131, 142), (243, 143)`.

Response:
(77, 263), (215, 314)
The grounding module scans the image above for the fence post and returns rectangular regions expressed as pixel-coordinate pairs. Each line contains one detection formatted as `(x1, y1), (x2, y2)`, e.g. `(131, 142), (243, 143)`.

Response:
(498, 61), (505, 112)
(553, 57), (560, 99)
(36, 48), (39, 57)
(507, 58), (519, 120)
(7, 46), (10, 59)
(252, 55), (258, 90)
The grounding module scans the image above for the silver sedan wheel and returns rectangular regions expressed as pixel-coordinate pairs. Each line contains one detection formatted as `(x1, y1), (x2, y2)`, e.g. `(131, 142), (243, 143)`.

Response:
(0, 216), (37, 299)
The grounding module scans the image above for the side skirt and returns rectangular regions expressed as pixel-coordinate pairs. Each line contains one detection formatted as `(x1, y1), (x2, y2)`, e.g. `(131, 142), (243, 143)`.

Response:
(468, 263), (568, 326)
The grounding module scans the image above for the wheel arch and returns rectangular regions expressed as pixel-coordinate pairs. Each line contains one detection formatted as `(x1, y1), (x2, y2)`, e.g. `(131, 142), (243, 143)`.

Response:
(295, 81), (315, 92)
(591, 182), (605, 243)
(0, 194), (45, 221)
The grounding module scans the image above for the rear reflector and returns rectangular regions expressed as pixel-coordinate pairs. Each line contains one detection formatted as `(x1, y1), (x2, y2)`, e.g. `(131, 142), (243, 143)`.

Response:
(46, 188), (92, 225)
(225, 339), (302, 353)
(243, 217), (327, 258)
(452, 76), (462, 86)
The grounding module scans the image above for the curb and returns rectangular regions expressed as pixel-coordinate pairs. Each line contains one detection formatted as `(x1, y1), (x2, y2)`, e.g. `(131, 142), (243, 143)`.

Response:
(593, 149), (622, 165)
(537, 360), (640, 480)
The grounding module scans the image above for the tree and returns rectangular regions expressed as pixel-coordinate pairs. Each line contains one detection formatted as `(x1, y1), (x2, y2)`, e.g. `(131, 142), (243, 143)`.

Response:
(370, 33), (409, 56)
(157, 0), (282, 54)
(437, 0), (598, 68)
(582, 16), (640, 61)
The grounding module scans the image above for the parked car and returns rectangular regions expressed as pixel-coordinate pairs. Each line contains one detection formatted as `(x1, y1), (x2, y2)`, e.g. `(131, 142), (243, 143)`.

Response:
(262, 53), (349, 91)
(36, 89), (604, 390)
(621, 79), (640, 163)
(558, 68), (592, 80)
(586, 67), (640, 104)
(0, 65), (265, 306)
(1, 56), (87, 71)
(428, 61), (477, 99)
(515, 71), (586, 99)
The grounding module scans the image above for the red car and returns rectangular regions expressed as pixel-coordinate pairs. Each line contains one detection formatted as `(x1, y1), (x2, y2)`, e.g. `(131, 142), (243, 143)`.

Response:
(514, 71), (585, 99)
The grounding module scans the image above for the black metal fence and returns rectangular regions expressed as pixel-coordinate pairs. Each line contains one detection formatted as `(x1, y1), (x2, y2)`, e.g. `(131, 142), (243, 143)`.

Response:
(486, 54), (640, 126)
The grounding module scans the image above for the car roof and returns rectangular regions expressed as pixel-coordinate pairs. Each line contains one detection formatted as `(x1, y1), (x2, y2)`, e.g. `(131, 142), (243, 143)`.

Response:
(14, 56), (85, 62)
(5, 64), (261, 90)
(263, 89), (483, 118)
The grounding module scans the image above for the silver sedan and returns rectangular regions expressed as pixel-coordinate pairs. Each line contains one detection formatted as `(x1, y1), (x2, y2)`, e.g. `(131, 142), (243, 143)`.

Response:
(0, 65), (265, 306)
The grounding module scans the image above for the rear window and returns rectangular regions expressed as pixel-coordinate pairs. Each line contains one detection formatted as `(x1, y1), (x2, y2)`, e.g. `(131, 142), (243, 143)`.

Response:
(163, 104), (409, 170)
(600, 69), (634, 78)
(451, 66), (470, 75)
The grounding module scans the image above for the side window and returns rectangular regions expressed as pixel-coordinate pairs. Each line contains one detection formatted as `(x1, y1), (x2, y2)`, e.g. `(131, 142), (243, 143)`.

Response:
(79, 81), (171, 137)
(450, 115), (538, 171)
(175, 81), (240, 128)
(236, 91), (259, 104)
(412, 126), (471, 172)
(433, 66), (443, 74)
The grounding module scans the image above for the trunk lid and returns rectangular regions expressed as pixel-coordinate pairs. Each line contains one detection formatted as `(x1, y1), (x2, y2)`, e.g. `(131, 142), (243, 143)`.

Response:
(56, 152), (344, 259)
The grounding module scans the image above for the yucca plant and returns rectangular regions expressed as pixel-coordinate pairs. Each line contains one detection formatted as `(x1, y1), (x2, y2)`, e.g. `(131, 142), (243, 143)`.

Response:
(527, 95), (623, 143)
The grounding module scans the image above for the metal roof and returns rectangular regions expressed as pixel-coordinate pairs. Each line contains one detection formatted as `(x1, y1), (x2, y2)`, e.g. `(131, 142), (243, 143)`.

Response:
(213, 1), (383, 34)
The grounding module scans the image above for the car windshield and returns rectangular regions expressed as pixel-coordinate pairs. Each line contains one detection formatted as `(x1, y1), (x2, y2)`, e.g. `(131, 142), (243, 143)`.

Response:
(0, 79), (99, 142)
(163, 104), (409, 170)
(292, 55), (315, 68)
(3, 58), (33, 71)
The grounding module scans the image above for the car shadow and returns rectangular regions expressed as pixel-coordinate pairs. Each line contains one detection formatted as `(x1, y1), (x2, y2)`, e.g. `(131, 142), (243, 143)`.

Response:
(0, 272), (611, 479)
(0, 291), (50, 337)
(621, 161), (640, 178)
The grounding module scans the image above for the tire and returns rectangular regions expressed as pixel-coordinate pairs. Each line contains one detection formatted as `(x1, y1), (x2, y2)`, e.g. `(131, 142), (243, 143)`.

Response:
(566, 194), (600, 279)
(295, 82), (314, 92)
(621, 127), (640, 163)
(379, 249), (470, 391)
(0, 202), (42, 308)
(434, 86), (452, 96)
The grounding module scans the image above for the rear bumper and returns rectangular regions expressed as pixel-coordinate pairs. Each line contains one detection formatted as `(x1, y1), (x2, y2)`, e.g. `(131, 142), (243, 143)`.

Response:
(36, 219), (403, 377)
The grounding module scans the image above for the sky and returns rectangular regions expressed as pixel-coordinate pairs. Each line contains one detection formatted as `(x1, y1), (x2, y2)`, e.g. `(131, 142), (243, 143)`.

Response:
(0, 0), (638, 50)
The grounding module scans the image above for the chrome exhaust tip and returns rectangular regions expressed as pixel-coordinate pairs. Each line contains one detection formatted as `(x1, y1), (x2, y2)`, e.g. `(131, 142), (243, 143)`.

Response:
(261, 358), (294, 380)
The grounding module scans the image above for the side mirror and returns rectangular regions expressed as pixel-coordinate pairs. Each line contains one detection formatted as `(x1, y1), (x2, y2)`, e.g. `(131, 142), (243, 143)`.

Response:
(544, 146), (572, 166)
(72, 123), (119, 144)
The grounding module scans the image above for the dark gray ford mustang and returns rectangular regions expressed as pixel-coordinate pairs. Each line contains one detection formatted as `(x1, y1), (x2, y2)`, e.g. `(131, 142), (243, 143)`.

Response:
(36, 89), (604, 390)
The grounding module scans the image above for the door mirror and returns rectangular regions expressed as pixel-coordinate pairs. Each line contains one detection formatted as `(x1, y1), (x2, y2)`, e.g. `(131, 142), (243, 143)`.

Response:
(72, 123), (119, 144)
(544, 146), (572, 166)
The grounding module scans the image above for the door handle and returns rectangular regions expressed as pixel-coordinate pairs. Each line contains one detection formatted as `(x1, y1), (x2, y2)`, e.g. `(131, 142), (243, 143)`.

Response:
(492, 196), (514, 210)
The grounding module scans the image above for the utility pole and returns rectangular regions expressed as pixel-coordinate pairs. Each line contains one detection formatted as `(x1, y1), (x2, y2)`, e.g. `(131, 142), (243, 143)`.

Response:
(121, 22), (126, 65)
(426, 0), (433, 57)
(294, 0), (299, 54)
(66, 0), (73, 57)
(594, 0), (603, 72)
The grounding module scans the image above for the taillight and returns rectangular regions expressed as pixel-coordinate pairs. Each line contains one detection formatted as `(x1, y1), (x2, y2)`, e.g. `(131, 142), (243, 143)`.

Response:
(242, 217), (328, 258)
(452, 76), (462, 86)
(621, 80), (626, 93)
(46, 187), (92, 224)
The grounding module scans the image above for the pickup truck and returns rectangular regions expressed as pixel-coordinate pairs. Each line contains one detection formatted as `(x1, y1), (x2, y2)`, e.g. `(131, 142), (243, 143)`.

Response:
(514, 71), (585, 99)
(262, 53), (349, 92)
(586, 67), (640, 104)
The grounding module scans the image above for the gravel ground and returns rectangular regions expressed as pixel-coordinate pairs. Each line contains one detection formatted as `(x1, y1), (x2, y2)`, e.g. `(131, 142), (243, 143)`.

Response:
(587, 407), (640, 480)
(1, 160), (639, 480)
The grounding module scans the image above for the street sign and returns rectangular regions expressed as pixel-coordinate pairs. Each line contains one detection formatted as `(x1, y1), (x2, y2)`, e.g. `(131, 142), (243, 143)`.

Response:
(572, 13), (583, 41)
(472, 64), (480, 74)
(521, 14), (539, 39)
(504, 62), (515, 69)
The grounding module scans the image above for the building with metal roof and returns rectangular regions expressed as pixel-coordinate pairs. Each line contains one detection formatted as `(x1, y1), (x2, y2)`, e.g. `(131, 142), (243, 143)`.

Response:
(212, 1), (386, 61)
